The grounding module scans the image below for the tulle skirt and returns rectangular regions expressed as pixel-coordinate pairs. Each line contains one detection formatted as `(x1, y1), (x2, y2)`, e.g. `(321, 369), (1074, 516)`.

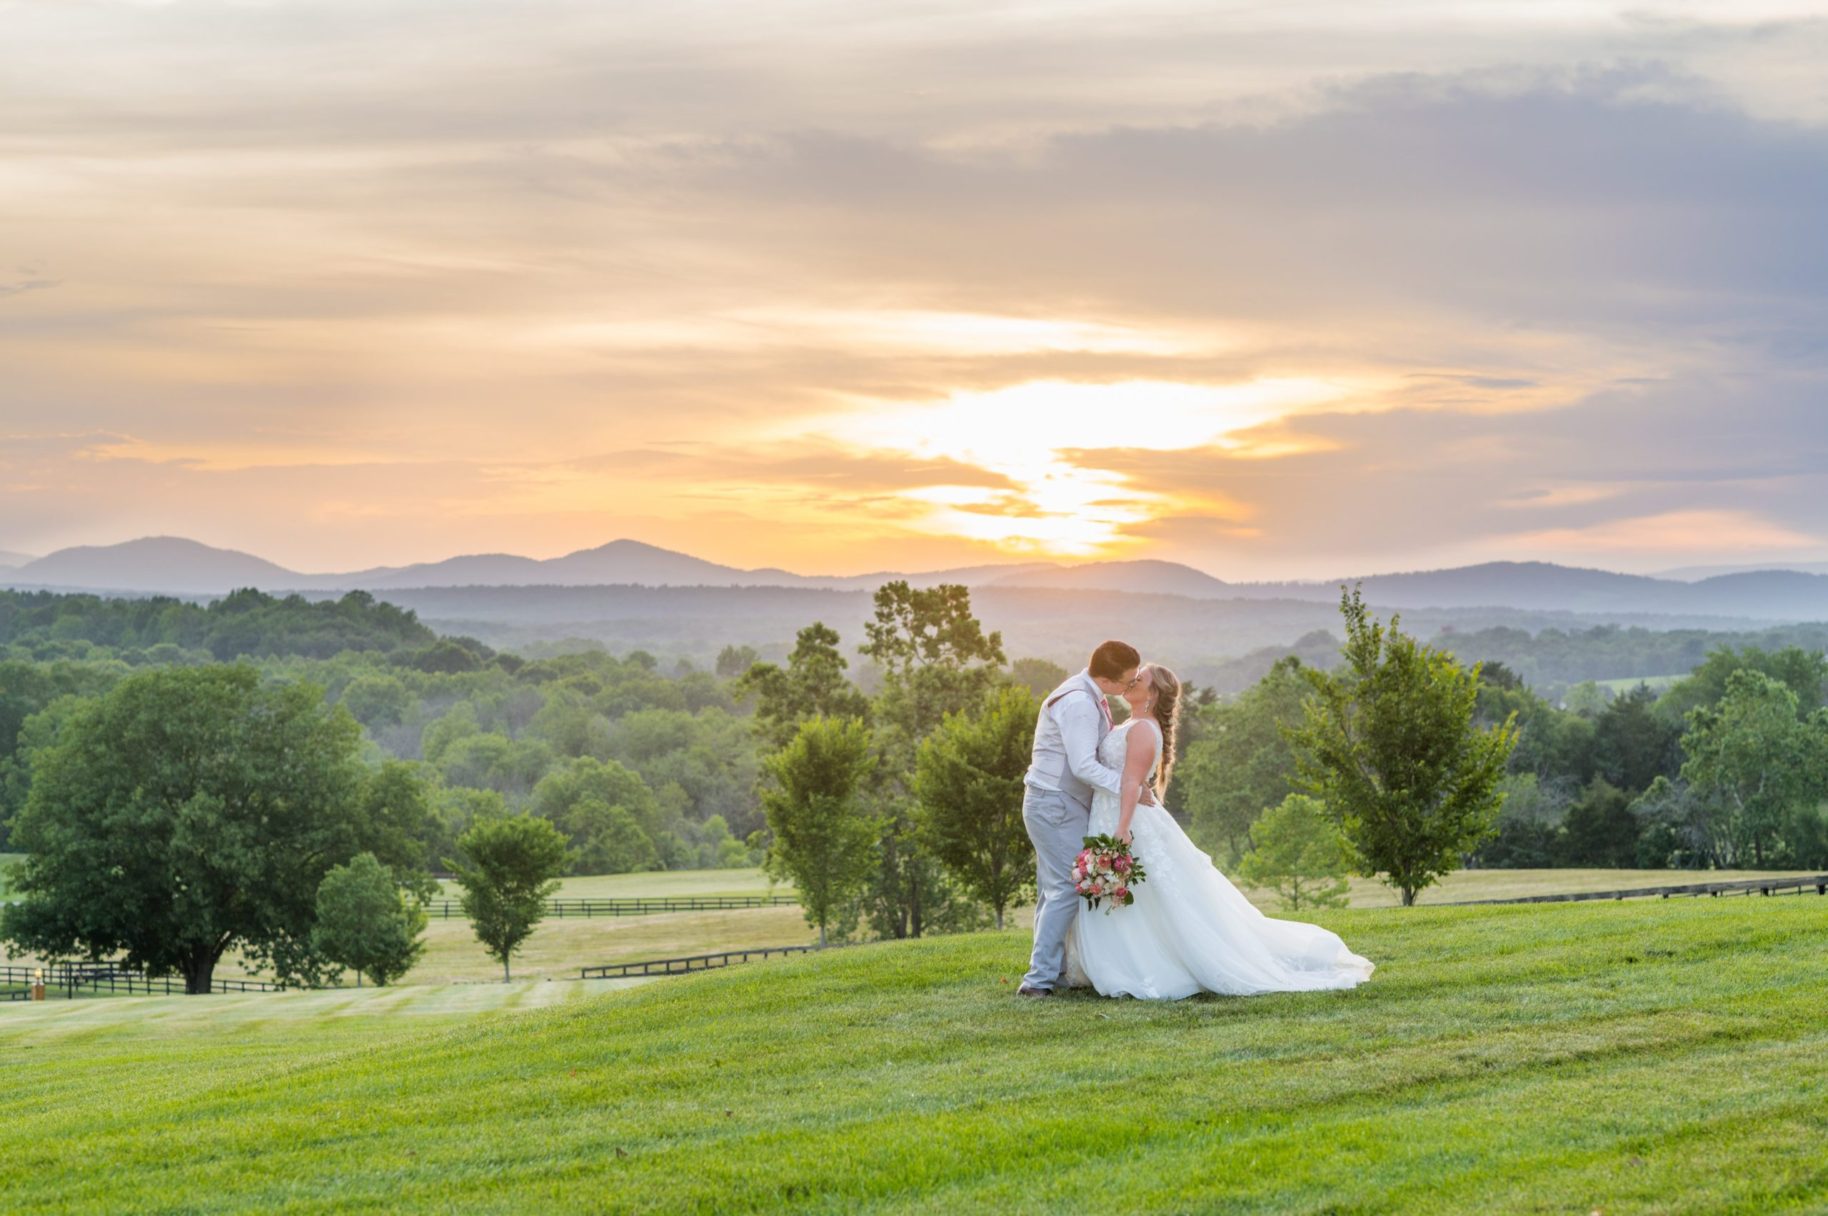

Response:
(1064, 799), (1374, 1000)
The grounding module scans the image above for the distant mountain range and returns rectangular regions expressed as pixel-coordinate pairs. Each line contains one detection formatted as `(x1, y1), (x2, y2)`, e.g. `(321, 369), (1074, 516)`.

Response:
(6, 535), (1828, 623)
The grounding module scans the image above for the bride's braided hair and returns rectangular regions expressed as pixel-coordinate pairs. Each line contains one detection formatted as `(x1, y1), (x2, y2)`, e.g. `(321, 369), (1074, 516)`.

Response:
(1145, 663), (1181, 800)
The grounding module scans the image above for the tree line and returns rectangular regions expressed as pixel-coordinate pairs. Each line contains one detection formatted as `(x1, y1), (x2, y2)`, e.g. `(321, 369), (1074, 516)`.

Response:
(4, 580), (1826, 990)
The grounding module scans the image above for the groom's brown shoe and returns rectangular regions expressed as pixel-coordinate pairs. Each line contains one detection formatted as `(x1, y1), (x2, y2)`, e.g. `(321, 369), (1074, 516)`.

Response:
(1016, 985), (1052, 998)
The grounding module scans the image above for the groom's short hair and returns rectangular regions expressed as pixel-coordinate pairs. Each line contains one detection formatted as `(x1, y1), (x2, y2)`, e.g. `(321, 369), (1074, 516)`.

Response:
(1088, 640), (1141, 681)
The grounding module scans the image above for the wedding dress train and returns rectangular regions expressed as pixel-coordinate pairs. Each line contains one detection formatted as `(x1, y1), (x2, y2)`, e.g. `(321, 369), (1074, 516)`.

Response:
(1064, 719), (1374, 1000)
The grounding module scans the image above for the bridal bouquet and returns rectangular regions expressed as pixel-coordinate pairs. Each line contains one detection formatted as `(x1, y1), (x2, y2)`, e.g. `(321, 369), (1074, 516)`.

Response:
(1073, 835), (1147, 912)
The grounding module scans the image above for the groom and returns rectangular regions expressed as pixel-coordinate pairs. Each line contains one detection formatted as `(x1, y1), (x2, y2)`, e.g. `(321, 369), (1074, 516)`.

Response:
(1017, 639), (1144, 998)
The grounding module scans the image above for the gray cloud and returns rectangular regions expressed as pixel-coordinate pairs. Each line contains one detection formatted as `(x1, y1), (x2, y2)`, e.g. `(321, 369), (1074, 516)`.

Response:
(4, 5), (1826, 573)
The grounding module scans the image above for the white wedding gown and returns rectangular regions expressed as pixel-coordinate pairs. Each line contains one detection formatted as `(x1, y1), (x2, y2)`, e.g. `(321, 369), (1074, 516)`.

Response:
(1064, 719), (1374, 1000)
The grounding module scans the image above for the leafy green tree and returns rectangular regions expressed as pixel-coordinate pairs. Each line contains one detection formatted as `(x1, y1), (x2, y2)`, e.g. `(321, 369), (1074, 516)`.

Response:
(446, 815), (570, 981)
(605, 707), (761, 836)
(1236, 794), (1351, 911)
(428, 785), (508, 870)
(435, 731), (553, 799)
(1660, 646), (1828, 722)
(311, 852), (427, 987)
(421, 703), (481, 765)
(715, 644), (759, 679)
(1178, 657), (1308, 865)
(696, 814), (754, 869)
(339, 674), (412, 729)
(1291, 589), (1519, 906)
(1555, 778), (1639, 867)
(1473, 773), (1572, 868)
(1629, 776), (1725, 869)
(0, 587), (435, 662)
(529, 756), (663, 874)
(1, 665), (429, 993)
(1679, 669), (1828, 866)
(861, 582), (1006, 740)
(737, 622), (871, 749)
(762, 717), (879, 947)
(1593, 683), (1683, 795)
(527, 687), (611, 759)
(353, 760), (442, 884)
(858, 582), (1005, 939)
(564, 799), (660, 873)
(913, 685), (1039, 929)
(1475, 671), (1595, 787)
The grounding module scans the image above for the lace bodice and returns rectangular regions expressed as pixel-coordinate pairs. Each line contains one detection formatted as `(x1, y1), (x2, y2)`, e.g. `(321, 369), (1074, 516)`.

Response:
(1097, 717), (1159, 779)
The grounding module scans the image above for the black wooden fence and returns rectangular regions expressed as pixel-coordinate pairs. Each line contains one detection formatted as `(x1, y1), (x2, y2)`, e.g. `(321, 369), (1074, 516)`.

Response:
(0, 962), (291, 999)
(426, 894), (798, 920)
(580, 943), (823, 980)
(1446, 873), (1828, 906)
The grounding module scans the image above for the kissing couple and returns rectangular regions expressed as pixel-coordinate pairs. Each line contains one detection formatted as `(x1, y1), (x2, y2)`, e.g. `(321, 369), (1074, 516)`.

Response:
(1017, 640), (1374, 1001)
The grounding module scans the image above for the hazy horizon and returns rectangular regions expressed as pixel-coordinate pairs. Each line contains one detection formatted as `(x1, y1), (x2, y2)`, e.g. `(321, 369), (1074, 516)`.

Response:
(4, 2), (1826, 580)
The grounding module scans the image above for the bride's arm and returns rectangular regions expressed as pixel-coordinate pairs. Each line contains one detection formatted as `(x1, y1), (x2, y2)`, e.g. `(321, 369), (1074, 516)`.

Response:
(1114, 724), (1159, 844)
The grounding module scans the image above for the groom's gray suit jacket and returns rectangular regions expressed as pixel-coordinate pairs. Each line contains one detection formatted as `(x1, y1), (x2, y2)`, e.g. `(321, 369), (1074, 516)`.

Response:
(1025, 670), (1124, 810)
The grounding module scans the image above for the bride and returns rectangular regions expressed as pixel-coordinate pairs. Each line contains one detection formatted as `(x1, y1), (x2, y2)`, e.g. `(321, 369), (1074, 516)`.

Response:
(1064, 663), (1374, 999)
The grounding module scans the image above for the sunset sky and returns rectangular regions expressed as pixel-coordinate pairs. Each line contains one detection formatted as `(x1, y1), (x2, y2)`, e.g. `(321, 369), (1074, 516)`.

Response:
(3, 1), (1826, 578)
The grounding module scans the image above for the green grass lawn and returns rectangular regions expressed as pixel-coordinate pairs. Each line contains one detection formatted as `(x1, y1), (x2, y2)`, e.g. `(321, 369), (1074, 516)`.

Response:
(9, 867), (1822, 990)
(5, 896), (1827, 1213)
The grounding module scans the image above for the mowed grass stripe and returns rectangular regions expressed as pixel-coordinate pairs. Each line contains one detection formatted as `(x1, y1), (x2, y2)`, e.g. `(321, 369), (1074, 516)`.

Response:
(3, 899), (1826, 1213)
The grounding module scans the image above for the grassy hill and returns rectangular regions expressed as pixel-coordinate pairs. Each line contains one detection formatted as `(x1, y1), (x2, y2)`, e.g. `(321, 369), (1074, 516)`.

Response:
(5, 898), (1827, 1212)
(8, 867), (1822, 987)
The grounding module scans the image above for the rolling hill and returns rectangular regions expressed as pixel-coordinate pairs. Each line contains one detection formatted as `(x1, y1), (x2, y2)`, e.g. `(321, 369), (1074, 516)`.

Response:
(4, 537), (298, 595)
(9, 535), (1828, 623)
(2, 900), (1824, 1212)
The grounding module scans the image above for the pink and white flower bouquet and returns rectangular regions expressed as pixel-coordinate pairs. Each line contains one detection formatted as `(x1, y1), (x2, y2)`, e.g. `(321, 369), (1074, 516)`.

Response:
(1073, 834), (1147, 912)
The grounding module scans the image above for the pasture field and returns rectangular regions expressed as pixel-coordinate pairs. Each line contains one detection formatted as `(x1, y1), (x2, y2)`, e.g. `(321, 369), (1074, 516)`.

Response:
(6, 867), (1823, 991)
(408, 904), (817, 983)
(1339, 866), (1826, 907)
(435, 866), (788, 901)
(0, 904), (817, 986)
(1595, 674), (1683, 694)
(4, 897), (1827, 1213)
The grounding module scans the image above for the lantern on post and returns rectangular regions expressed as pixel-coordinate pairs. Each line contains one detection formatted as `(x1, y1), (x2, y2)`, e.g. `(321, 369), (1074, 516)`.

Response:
(31, 968), (45, 1001)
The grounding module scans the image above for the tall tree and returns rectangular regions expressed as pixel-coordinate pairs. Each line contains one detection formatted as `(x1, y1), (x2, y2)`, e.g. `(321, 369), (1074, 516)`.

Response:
(1679, 669), (1828, 867)
(761, 717), (879, 947)
(737, 622), (871, 749)
(858, 582), (1005, 939)
(311, 852), (428, 987)
(446, 815), (571, 982)
(1291, 589), (1519, 906)
(913, 685), (1039, 929)
(1, 665), (431, 993)
(1593, 683), (1683, 795)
